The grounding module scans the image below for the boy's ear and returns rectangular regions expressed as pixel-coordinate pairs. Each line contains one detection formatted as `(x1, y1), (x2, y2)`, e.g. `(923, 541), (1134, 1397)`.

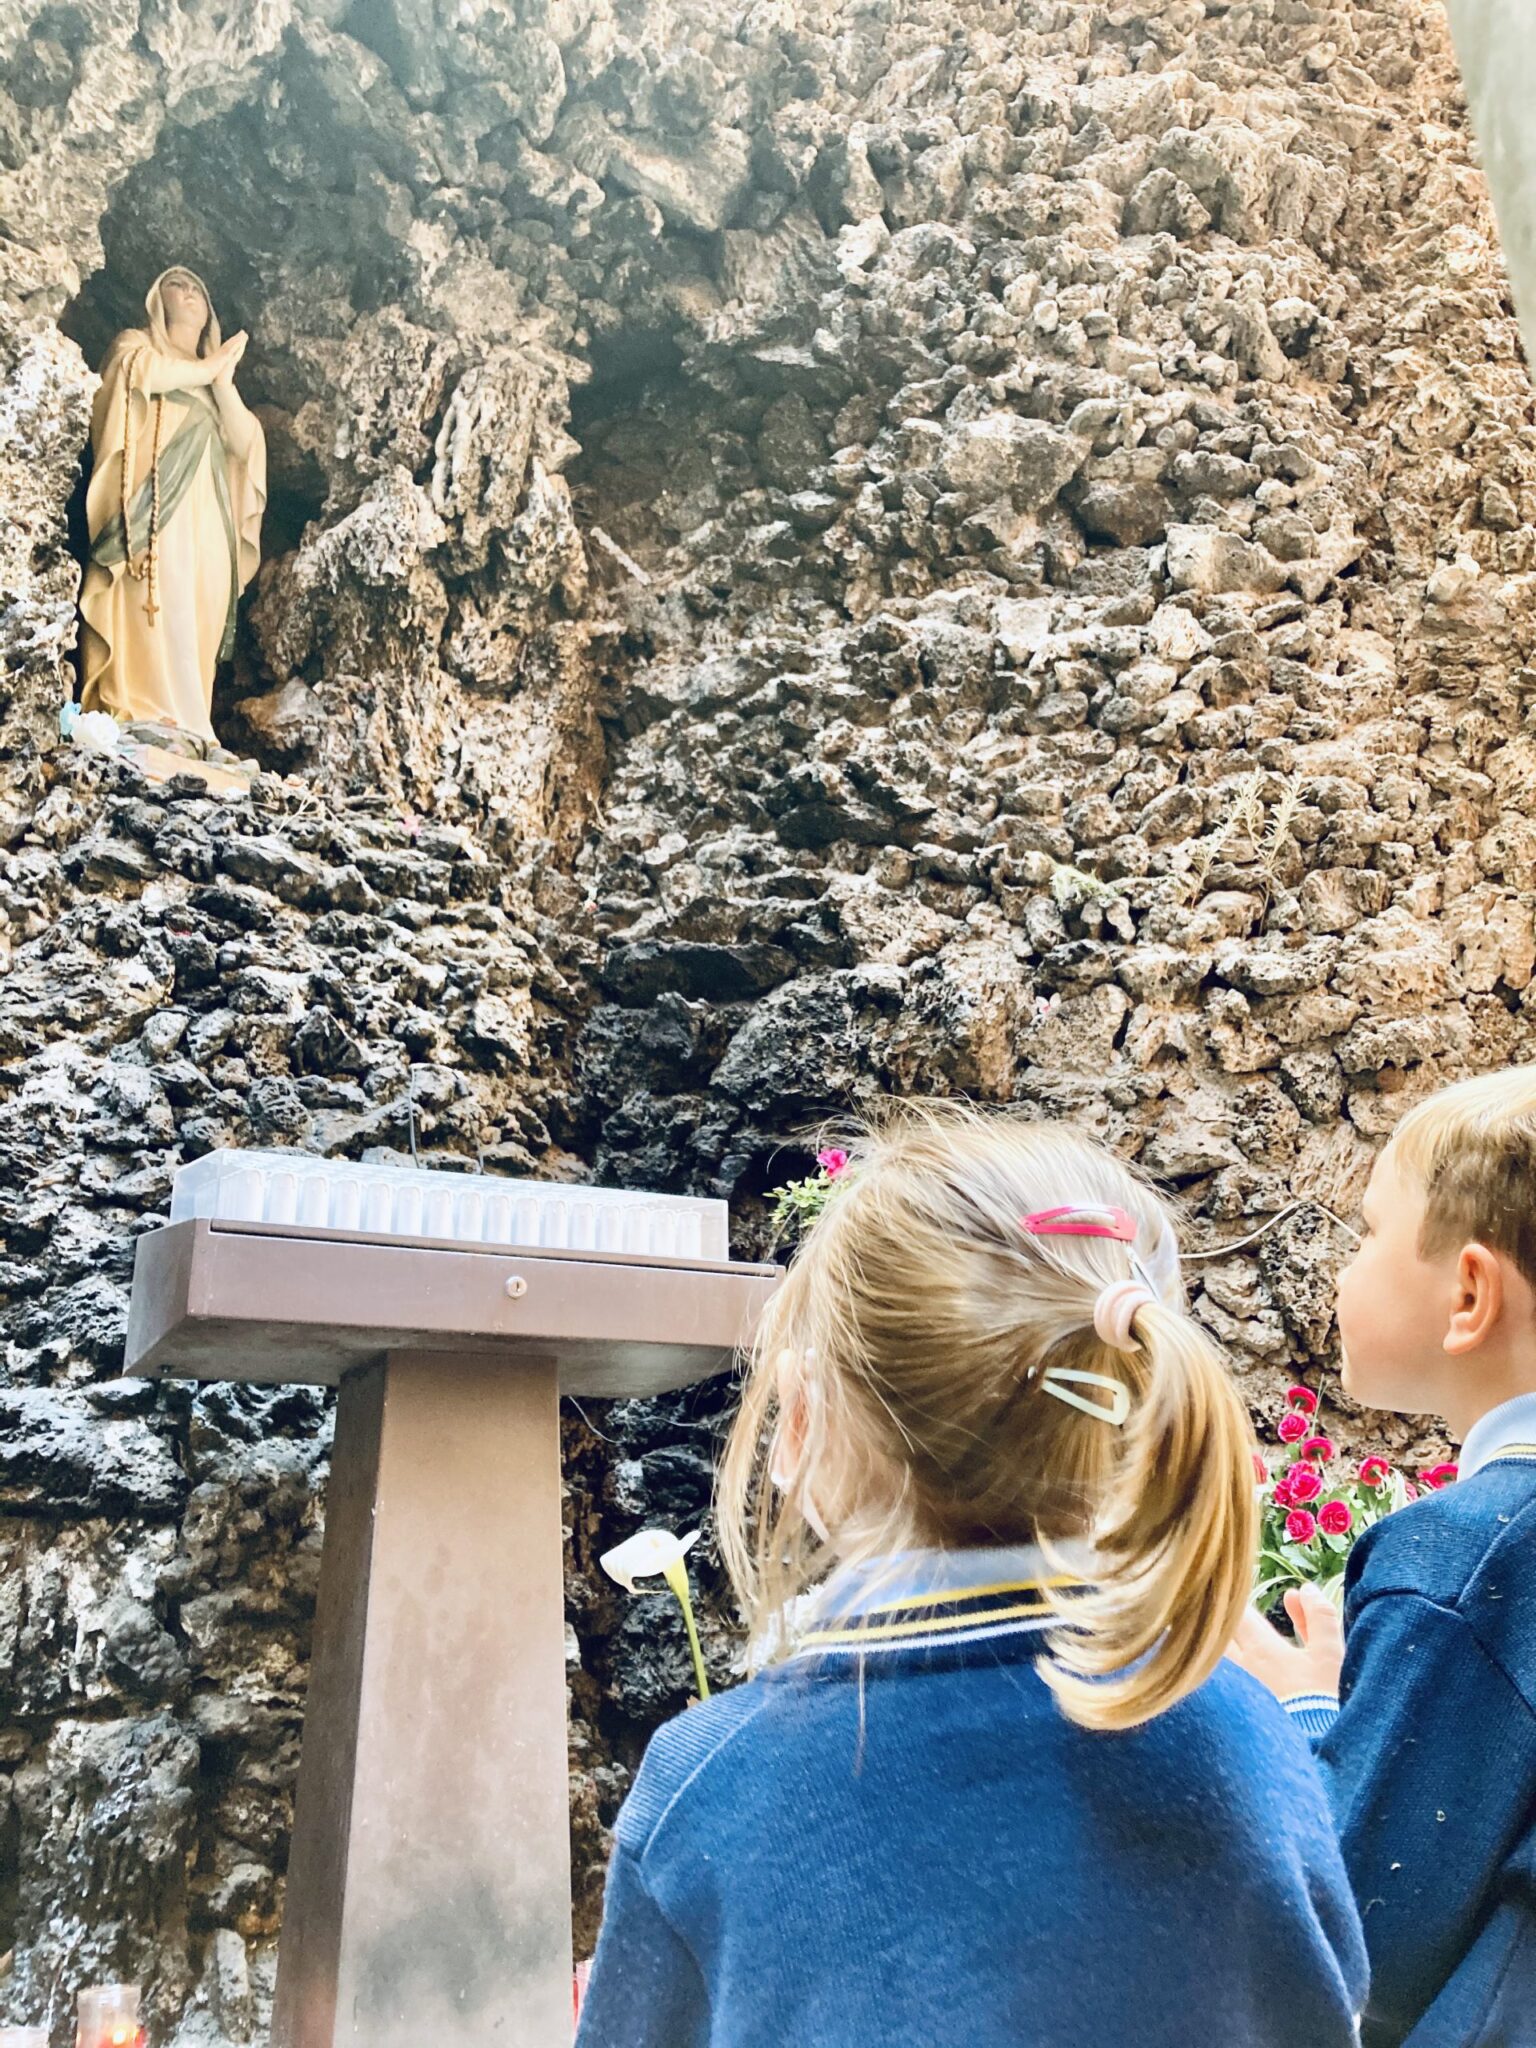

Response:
(1443, 1242), (1505, 1355)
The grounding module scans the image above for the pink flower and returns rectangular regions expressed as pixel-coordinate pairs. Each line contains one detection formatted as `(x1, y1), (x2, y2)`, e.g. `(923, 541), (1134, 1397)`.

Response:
(1319, 1501), (1353, 1536)
(1285, 1509), (1319, 1545)
(1286, 1465), (1323, 1505)
(1277, 1412), (1309, 1444)
(1421, 1462), (1459, 1490)
(1358, 1457), (1392, 1488)
(1252, 1452), (1269, 1484)
(1301, 1436), (1337, 1463)
(1286, 1386), (1319, 1415)
(816, 1148), (850, 1180)
(1273, 1476), (1296, 1509)
(1404, 1481), (1421, 1501)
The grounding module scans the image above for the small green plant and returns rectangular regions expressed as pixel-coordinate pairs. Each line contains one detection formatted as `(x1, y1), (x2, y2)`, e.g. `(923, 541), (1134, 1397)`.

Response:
(767, 1147), (850, 1247)
(1047, 860), (1117, 909)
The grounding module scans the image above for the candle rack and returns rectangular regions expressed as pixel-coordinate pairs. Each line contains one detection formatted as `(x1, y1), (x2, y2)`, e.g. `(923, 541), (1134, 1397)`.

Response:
(126, 1173), (779, 2048)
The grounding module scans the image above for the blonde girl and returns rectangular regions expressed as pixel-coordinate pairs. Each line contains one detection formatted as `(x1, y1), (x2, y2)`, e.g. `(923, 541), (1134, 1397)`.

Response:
(577, 1104), (1366, 2048)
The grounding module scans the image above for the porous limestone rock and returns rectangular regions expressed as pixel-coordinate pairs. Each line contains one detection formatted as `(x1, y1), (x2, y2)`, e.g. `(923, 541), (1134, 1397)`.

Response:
(2, 0), (1535, 2036)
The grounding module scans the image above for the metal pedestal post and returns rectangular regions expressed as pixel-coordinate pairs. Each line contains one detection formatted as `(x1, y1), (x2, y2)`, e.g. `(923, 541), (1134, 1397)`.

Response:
(271, 1353), (572, 2048)
(124, 1217), (780, 2043)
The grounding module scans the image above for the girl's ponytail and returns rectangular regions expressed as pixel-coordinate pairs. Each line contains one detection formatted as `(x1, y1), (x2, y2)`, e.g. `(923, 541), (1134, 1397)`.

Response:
(718, 1101), (1260, 1730)
(1040, 1295), (1258, 1732)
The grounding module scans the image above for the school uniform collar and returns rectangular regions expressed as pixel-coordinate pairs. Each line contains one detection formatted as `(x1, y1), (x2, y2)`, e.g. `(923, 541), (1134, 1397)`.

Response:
(793, 1543), (1093, 1659)
(1458, 1390), (1536, 1480)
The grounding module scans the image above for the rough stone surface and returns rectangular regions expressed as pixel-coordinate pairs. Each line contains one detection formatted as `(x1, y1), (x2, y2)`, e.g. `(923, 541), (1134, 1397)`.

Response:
(1, 0), (1534, 2038)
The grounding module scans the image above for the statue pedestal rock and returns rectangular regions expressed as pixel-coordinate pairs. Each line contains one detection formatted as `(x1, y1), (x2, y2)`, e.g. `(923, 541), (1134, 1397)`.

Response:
(78, 266), (265, 765)
(124, 1184), (779, 2048)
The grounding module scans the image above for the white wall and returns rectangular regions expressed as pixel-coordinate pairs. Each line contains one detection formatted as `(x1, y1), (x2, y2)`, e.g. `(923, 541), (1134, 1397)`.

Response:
(1446, 0), (1536, 365)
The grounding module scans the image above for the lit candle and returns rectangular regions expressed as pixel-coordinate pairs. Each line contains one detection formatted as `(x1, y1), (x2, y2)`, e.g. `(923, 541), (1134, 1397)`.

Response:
(75, 1985), (146, 2048)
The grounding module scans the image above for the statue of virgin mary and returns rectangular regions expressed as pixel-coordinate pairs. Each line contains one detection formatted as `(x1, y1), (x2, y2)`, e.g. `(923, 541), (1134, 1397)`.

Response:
(79, 266), (267, 753)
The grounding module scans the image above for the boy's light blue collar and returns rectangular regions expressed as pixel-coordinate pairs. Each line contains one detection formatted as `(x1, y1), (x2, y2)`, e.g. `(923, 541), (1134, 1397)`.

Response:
(1458, 1390), (1536, 1479)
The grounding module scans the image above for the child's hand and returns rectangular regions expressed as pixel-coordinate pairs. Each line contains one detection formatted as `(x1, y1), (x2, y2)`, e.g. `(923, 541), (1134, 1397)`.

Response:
(1227, 1586), (1345, 1701)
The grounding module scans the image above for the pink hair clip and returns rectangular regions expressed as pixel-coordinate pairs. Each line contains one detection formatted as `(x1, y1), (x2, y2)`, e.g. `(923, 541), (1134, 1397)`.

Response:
(1022, 1205), (1138, 1243)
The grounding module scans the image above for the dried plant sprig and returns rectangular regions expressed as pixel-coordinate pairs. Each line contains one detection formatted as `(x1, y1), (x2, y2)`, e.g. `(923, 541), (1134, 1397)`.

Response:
(1259, 772), (1302, 875)
(1169, 765), (1311, 912)
(1235, 765), (1267, 844)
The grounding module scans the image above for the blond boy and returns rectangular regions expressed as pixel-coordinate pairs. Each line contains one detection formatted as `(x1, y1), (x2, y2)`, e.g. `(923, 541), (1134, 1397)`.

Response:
(1235, 1067), (1536, 2046)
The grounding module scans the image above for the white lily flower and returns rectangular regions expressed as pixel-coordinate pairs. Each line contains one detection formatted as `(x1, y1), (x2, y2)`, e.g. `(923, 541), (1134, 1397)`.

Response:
(599, 1526), (700, 1594)
(599, 1527), (710, 1700)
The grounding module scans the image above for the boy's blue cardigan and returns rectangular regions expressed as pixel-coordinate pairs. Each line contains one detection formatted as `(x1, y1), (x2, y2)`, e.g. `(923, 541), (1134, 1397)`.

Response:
(577, 1548), (1366, 2047)
(1285, 1398), (1536, 2048)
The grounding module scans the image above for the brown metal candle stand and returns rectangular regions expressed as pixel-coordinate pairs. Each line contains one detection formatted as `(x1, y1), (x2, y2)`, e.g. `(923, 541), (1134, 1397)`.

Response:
(125, 1216), (780, 2048)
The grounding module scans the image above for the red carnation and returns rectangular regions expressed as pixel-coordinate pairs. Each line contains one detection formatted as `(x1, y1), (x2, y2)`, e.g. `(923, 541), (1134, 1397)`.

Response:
(1404, 1481), (1421, 1500)
(1301, 1436), (1337, 1463)
(1358, 1456), (1392, 1488)
(1421, 1462), (1459, 1490)
(816, 1147), (850, 1179)
(1277, 1412), (1309, 1444)
(1285, 1509), (1319, 1545)
(1252, 1451), (1268, 1484)
(1319, 1501), (1353, 1536)
(1287, 1465), (1323, 1505)
(1286, 1386), (1319, 1415)
(1273, 1476), (1296, 1509)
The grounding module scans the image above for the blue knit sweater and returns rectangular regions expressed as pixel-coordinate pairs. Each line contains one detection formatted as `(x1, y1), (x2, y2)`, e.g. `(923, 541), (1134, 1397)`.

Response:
(577, 1548), (1366, 2047)
(1285, 1402), (1536, 2048)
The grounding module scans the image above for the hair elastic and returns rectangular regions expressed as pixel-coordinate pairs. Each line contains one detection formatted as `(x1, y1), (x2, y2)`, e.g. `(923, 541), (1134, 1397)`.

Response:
(1093, 1276), (1156, 1352)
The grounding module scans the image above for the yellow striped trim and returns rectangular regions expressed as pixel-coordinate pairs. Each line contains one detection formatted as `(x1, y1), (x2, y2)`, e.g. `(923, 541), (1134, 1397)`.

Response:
(804, 1598), (1060, 1648)
(850, 1574), (1083, 1617)
(1487, 1444), (1536, 1462)
(800, 1575), (1088, 1650)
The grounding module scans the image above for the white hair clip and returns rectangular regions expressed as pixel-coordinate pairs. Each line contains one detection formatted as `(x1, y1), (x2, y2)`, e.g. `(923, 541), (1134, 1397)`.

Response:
(1037, 1367), (1132, 1426)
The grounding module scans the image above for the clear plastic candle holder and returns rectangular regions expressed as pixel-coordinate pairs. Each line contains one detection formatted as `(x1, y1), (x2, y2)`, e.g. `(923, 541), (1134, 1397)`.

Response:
(76, 1985), (146, 2048)
(0, 2026), (50, 2048)
(169, 1148), (730, 1261)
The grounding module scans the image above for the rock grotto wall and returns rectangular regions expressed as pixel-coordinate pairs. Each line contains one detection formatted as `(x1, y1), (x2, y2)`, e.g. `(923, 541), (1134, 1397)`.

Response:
(2, 0), (1535, 2038)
